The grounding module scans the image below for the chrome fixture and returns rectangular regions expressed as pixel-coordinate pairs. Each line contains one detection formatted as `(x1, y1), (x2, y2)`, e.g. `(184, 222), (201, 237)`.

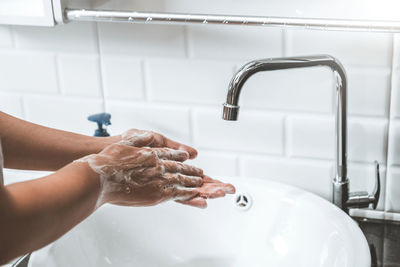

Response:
(65, 9), (400, 33)
(222, 55), (380, 213)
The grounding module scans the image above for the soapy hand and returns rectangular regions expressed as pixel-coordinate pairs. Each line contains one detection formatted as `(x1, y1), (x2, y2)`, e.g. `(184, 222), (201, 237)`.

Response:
(108, 129), (198, 159)
(177, 176), (236, 208)
(76, 143), (235, 209)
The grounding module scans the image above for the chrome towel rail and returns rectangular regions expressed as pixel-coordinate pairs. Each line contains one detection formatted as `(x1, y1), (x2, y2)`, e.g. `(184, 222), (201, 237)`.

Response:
(65, 8), (400, 33)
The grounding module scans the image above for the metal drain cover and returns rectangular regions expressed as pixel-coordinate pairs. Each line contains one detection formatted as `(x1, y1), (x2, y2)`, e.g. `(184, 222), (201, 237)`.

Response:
(234, 193), (252, 211)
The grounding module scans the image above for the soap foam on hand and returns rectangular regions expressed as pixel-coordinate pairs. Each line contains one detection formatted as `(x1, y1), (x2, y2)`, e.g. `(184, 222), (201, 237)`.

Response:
(75, 144), (202, 208)
(114, 128), (198, 160)
(75, 142), (235, 209)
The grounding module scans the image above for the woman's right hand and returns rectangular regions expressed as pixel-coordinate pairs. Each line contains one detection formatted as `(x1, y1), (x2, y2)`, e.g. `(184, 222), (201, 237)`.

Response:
(76, 143), (234, 209)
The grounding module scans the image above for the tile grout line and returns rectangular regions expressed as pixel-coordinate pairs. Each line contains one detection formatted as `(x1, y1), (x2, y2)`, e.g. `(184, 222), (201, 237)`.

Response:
(141, 60), (149, 101)
(281, 29), (287, 57)
(94, 22), (107, 113)
(183, 26), (190, 58)
(9, 25), (16, 48)
(283, 115), (289, 158)
(19, 96), (27, 120)
(384, 34), (397, 213)
(236, 157), (243, 177)
(54, 54), (63, 95)
(189, 110), (197, 147)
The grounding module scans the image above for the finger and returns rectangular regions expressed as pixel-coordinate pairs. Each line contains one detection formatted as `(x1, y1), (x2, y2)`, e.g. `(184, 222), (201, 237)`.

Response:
(162, 160), (203, 176)
(163, 137), (198, 159)
(200, 187), (226, 199)
(152, 148), (189, 162)
(164, 186), (199, 201)
(202, 176), (236, 193)
(202, 175), (221, 183)
(175, 188), (200, 201)
(175, 197), (207, 209)
(163, 173), (203, 187)
(198, 183), (236, 199)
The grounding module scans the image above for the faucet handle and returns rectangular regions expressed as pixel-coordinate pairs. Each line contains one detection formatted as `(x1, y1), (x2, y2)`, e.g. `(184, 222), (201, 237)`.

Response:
(370, 160), (381, 209)
(346, 161), (381, 209)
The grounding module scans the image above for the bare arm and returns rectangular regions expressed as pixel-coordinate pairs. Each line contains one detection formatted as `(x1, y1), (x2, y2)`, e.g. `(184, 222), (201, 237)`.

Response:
(0, 111), (110, 171)
(0, 162), (100, 264)
(0, 112), (198, 171)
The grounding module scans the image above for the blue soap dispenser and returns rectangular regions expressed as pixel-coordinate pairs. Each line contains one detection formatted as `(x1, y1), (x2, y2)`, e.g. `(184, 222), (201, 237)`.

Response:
(88, 113), (111, 137)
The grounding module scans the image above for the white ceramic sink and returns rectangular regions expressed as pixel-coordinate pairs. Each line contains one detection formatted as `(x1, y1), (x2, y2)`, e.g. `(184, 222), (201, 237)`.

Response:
(28, 177), (370, 267)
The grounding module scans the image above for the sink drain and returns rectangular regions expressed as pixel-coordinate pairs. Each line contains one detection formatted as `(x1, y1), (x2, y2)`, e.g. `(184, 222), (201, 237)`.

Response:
(234, 193), (252, 211)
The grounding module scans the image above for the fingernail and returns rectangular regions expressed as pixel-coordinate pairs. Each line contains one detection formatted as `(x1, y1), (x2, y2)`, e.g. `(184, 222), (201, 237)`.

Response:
(225, 185), (236, 194)
(191, 151), (198, 159)
(199, 202), (207, 209)
(178, 150), (189, 158)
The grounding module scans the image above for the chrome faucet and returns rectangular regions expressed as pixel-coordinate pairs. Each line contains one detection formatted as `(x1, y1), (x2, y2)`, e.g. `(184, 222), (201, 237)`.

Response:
(222, 55), (380, 213)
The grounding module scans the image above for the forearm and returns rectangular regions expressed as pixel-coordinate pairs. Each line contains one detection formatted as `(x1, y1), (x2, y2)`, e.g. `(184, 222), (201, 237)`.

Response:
(0, 111), (115, 170)
(0, 162), (100, 264)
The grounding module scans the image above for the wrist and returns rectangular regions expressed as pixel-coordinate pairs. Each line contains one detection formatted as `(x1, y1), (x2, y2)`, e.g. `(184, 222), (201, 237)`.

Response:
(68, 160), (103, 209)
(86, 136), (119, 154)
(103, 135), (122, 145)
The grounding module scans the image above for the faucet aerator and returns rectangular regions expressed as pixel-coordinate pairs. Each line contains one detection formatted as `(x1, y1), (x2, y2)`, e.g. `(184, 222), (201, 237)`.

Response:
(222, 104), (239, 120)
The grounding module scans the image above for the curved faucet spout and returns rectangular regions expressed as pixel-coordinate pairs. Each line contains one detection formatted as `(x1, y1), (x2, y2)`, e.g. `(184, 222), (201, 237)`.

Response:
(222, 55), (349, 210)
(223, 55), (346, 118)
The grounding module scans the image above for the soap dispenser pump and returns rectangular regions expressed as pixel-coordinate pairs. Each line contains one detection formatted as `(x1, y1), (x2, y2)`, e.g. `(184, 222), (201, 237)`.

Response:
(88, 113), (111, 137)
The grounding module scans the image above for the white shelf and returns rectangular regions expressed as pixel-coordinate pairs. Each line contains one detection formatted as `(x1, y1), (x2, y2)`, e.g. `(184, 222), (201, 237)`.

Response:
(0, 0), (54, 26)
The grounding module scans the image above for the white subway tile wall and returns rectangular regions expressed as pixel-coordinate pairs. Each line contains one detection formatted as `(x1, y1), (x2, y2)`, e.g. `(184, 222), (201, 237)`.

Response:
(347, 118), (388, 163)
(107, 101), (191, 145)
(287, 116), (388, 163)
(24, 96), (104, 135)
(392, 66), (400, 119)
(240, 156), (333, 199)
(287, 115), (334, 160)
(0, 93), (23, 118)
(239, 67), (334, 113)
(193, 108), (284, 154)
(98, 23), (186, 57)
(0, 26), (12, 48)
(190, 150), (238, 178)
(0, 50), (58, 93)
(286, 30), (393, 68)
(347, 67), (391, 117)
(385, 34), (400, 213)
(0, 21), (399, 218)
(57, 54), (102, 97)
(146, 58), (236, 104)
(389, 121), (400, 166)
(101, 56), (144, 100)
(13, 22), (98, 53)
(187, 25), (283, 60)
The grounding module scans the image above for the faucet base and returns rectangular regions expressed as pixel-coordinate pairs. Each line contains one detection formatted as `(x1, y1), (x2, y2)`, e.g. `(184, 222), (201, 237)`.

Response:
(333, 179), (349, 213)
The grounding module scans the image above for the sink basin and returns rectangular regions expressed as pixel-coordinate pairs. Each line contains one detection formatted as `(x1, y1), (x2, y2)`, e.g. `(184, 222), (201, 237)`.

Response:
(28, 177), (370, 267)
